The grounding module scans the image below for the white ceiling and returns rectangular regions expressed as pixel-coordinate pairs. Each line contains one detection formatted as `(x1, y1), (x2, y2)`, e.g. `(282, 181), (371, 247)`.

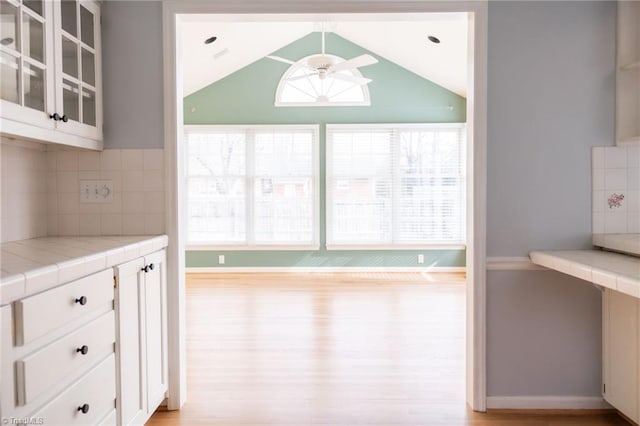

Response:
(180, 14), (468, 97)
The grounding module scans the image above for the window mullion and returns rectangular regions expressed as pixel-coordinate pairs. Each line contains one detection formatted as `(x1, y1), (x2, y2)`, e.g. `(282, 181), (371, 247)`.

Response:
(246, 130), (255, 245)
(391, 129), (400, 245)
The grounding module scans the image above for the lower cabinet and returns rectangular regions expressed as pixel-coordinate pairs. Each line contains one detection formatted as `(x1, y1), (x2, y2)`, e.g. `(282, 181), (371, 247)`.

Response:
(0, 270), (117, 424)
(115, 249), (168, 425)
(0, 247), (168, 426)
(603, 288), (639, 423)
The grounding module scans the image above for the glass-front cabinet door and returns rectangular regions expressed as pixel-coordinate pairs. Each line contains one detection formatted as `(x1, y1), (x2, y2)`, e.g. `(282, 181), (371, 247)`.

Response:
(0, 0), (56, 129)
(53, 0), (101, 140)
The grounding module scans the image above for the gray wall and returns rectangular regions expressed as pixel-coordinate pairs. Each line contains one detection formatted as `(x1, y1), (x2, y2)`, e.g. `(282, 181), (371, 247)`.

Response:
(486, 1), (616, 398)
(102, 1), (164, 149)
(101, 0), (618, 400)
(487, 270), (602, 396)
(487, 1), (616, 256)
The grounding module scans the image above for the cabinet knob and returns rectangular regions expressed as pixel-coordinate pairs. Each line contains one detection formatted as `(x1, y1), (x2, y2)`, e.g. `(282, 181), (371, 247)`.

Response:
(75, 296), (87, 305)
(61, 114), (69, 123)
(142, 265), (149, 273)
(149, 263), (154, 271)
(77, 403), (90, 414)
(49, 113), (61, 121)
(76, 345), (89, 355)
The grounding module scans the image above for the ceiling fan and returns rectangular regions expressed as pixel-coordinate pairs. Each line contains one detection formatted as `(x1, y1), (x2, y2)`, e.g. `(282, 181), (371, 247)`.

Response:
(266, 29), (378, 86)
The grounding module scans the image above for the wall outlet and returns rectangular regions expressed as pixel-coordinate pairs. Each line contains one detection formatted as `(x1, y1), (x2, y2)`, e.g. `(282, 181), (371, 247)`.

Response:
(418, 254), (425, 264)
(218, 254), (225, 265)
(79, 180), (113, 203)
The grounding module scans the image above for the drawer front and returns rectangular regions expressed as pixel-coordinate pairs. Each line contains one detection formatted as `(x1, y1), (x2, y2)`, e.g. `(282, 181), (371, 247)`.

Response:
(33, 354), (116, 426)
(15, 269), (114, 345)
(98, 409), (116, 426)
(16, 311), (115, 406)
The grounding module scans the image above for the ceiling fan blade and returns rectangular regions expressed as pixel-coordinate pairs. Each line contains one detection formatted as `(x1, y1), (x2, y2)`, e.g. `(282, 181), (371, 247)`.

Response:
(329, 54), (378, 73)
(288, 72), (319, 82)
(329, 73), (372, 86)
(266, 55), (297, 65)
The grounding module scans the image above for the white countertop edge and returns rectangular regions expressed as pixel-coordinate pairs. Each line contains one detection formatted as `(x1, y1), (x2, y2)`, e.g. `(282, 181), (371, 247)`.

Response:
(530, 249), (640, 298)
(1, 235), (168, 305)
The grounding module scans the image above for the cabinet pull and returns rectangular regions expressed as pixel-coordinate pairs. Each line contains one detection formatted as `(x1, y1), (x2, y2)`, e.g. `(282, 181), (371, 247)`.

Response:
(75, 296), (88, 305)
(49, 113), (61, 121)
(77, 404), (90, 414)
(142, 263), (155, 273)
(76, 345), (89, 355)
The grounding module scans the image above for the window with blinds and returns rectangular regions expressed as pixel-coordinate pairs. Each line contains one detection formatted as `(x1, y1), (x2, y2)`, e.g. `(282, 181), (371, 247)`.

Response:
(185, 125), (319, 248)
(326, 124), (466, 247)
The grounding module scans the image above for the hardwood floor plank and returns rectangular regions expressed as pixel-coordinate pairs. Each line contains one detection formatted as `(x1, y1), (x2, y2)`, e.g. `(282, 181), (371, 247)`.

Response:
(146, 272), (627, 426)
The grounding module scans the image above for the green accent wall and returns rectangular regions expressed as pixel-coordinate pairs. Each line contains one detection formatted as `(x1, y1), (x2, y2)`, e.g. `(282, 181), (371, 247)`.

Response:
(184, 32), (467, 269)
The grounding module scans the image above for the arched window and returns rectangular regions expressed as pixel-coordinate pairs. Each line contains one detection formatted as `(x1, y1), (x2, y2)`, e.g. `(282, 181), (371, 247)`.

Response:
(275, 54), (371, 107)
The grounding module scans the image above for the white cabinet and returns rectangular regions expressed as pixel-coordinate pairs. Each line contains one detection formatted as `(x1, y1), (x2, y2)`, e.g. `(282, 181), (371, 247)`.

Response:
(0, 0), (102, 150)
(616, 0), (640, 144)
(0, 269), (116, 423)
(115, 249), (168, 425)
(602, 288), (640, 423)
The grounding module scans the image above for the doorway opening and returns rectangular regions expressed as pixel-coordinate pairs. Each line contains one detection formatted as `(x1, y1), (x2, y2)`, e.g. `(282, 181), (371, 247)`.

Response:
(162, 3), (487, 414)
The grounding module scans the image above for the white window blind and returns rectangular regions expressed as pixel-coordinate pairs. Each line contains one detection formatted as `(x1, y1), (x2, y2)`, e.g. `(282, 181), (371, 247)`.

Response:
(326, 124), (466, 247)
(185, 126), (319, 247)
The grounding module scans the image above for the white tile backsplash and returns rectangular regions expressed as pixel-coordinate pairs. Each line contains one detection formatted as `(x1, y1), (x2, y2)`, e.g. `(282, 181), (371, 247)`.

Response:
(56, 151), (79, 171)
(122, 170), (145, 192)
(101, 214), (123, 235)
(628, 146), (640, 168)
(78, 151), (101, 171)
(143, 170), (164, 191)
(592, 168), (605, 191)
(592, 147), (605, 169)
(1, 139), (48, 243)
(593, 145), (638, 235)
(100, 150), (122, 171)
(605, 146), (627, 168)
(604, 212), (627, 233)
(629, 168), (640, 190)
(143, 149), (164, 170)
(45, 148), (165, 237)
(605, 169), (627, 190)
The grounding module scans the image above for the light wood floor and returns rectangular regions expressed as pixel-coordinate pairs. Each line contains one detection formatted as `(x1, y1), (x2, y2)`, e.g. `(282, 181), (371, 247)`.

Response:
(147, 272), (628, 426)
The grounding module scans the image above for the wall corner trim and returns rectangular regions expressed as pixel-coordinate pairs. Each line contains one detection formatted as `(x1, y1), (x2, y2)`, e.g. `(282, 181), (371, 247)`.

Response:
(486, 257), (547, 271)
(486, 396), (612, 410)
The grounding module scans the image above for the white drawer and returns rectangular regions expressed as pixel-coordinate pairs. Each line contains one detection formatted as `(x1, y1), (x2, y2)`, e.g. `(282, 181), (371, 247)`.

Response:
(98, 409), (116, 426)
(14, 269), (114, 345)
(16, 311), (115, 406)
(33, 354), (116, 426)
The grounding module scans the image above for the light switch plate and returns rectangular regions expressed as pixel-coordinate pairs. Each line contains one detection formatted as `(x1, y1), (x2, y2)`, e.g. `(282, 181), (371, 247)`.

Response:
(80, 180), (113, 203)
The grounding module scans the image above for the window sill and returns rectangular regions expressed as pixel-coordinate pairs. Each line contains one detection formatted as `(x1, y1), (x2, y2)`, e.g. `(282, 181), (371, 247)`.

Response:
(325, 244), (466, 251)
(187, 244), (321, 251)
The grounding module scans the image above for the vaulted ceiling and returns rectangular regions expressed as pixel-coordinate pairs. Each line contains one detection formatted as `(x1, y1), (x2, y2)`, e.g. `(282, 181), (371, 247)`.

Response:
(180, 14), (468, 98)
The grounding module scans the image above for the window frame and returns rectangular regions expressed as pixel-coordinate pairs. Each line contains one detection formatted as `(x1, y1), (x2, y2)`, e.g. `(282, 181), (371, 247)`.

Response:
(184, 124), (321, 250)
(274, 54), (371, 107)
(325, 122), (467, 250)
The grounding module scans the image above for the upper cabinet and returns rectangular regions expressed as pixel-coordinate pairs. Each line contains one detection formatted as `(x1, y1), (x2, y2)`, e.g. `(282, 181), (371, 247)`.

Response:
(0, 0), (102, 150)
(616, 0), (640, 145)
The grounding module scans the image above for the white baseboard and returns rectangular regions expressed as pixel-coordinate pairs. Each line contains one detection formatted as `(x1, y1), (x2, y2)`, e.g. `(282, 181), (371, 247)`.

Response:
(186, 266), (466, 273)
(486, 396), (612, 410)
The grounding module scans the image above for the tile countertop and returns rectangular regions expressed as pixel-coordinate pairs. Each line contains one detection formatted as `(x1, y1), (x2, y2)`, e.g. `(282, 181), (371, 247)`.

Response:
(529, 249), (640, 298)
(1, 235), (168, 306)
(592, 233), (640, 256)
